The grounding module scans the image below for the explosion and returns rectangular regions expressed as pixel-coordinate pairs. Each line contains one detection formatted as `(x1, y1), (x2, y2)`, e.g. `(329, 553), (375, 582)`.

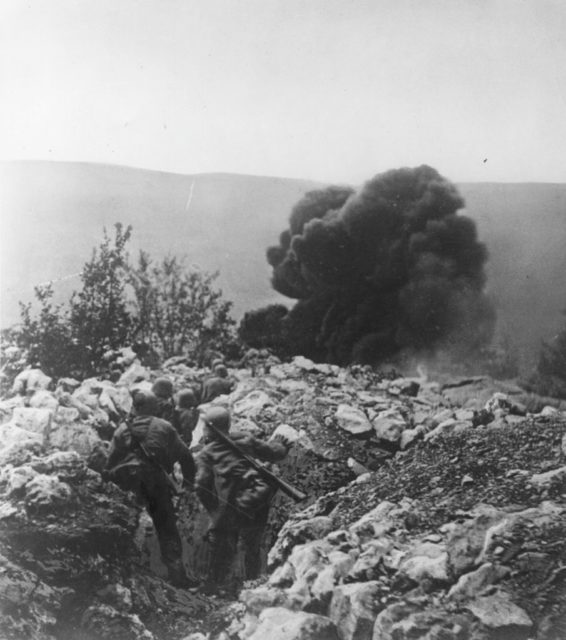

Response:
(249, 166), (495, 365)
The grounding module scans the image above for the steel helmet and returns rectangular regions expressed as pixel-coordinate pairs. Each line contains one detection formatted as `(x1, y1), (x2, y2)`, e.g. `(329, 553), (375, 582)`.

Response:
(151, 377), (174, 399)
(176, 388), (197, 409)
(131, 390), (160, 416)
(202, 406), (231, 432)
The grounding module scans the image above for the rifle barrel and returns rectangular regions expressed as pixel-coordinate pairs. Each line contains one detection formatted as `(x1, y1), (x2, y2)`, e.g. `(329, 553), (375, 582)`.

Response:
(209, 424), (307, 503)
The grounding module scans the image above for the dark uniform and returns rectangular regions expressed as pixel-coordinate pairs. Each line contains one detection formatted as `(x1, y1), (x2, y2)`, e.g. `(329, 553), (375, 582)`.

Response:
(174, 389), (199, 446)
(105, 391), (196, 587)
(195, 407), (289, 593)
(200, 365), (234, 404)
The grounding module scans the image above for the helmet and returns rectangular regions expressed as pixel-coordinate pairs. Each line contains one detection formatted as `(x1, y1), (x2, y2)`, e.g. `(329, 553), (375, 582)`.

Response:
(202, 406), (231, 433)
(213, 364), (228, 378)
(152, 377), (174, 399)
(132, 390), (160, 416)
(211, 357), (224, 369)
(177, 388), (197, 409)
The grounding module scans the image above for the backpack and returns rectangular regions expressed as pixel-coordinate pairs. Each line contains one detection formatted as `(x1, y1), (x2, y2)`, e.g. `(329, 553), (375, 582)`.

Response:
(105, 450), (145, 493)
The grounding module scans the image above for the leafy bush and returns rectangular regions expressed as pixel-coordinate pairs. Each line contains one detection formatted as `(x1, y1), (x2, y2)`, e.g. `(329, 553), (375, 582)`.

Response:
(525, 314), (566, 398)
(130, 252), (238, 364)
(18, 284), (75, 378)
(69, 223), (135, 375)
(7, 223), (239, 381)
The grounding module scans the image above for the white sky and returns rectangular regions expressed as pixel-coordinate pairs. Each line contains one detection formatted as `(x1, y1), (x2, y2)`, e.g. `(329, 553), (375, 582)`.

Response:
(1, 0), (565, 184)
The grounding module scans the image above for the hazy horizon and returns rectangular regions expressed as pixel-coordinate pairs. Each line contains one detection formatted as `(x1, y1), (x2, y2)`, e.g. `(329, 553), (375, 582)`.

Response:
(2, 1), (566, 184)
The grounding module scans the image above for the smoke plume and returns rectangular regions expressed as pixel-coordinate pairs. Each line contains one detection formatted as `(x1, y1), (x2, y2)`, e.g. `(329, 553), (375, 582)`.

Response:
(263, 165), (495, 365)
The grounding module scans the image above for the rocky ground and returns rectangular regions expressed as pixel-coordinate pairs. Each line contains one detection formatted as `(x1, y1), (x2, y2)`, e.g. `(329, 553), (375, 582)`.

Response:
(0, 355), (565, 639)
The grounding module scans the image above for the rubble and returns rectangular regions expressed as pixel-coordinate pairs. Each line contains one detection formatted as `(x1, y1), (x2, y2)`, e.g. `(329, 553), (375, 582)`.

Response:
(0, 358), (564, 639)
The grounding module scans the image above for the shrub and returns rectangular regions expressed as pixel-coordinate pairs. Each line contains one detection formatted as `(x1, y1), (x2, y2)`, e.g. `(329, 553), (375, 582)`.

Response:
(69, 223), (134, 375)
(17, 284), (74, 378)
(130, 252), (238, 364)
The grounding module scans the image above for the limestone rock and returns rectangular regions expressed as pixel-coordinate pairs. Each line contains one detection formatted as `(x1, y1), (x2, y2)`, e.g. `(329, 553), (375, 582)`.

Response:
(31, 450), (87, 481)
(399, 544), (449, 584)
(234, 390), (274, 418)
(28, 389), (59, 412)
(372, 409), (406, 443)
(0, 554), (61, 638)
(446, 505), (505, 577)
(12, 368), (52, 395)
(56, 377), (81, 393)
(0, 395), (25, 423)
(234, 417), (265, 436)
(267, 516), (335, 569)
(448, 562), (509, 601)
(372, 602), (471, 640)
(399, 427), (424, 449)
(81, 604), (155, 640)
(244, 607), (339, 640)
(335, 405), (373, 436)
(11, 407), (53, 438)
(48, 421), (101, 457)
(529, 466), (566, 488)
(5, 465), (38, 497)
(348, 538), (393, 581)
(96, 583), (133, 612)
(466, 590), (532, 630)
(0, 421), (43, 450)
(329, 581), (382, 640)
(24, 474), (73, 512)
(117, 363), (151, 386)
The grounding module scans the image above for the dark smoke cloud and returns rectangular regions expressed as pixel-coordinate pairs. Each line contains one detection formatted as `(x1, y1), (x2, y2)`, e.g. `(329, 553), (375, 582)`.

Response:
(264, 165), (495, 365)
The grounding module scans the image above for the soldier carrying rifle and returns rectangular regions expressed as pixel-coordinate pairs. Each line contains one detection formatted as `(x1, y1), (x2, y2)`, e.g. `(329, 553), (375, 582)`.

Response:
(195, 406), (305, 595)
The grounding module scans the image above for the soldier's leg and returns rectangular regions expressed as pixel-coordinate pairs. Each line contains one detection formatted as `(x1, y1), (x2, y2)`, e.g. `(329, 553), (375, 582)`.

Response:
(240, 524), (265, 580)
(240, 506), (270, 581)
(204, 528), (238, 592)
(141, 474), (186, 583)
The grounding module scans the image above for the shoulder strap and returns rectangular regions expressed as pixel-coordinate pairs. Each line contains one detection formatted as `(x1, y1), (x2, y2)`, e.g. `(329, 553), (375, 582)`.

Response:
(124, 417), (179, 495)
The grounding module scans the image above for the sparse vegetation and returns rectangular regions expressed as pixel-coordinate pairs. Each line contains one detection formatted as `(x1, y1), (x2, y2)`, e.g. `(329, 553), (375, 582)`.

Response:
(130, 251), (238, 364)
(0, 224), (238, 383)
(526, 313), (566, 399)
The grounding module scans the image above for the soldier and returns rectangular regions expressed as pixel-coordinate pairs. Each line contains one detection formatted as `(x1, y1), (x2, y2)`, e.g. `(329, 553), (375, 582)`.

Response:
(200, 364), (234, 404)
(194, 406), (291, 595)
(174, 388), (199, 446)
(103, 390), (197, 588)
(151, 377), (175, 423)
(240, 347), (260, 377)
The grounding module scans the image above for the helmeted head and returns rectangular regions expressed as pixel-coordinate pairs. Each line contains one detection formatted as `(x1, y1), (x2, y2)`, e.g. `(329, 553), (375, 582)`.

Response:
(211, 357), (224, 369)
(131, 390), (160, 417)
(152, 377), (174, 399)
(176, 388), (197, 409)
(201, 405), (231, 435)
(213, 364), (228, 378)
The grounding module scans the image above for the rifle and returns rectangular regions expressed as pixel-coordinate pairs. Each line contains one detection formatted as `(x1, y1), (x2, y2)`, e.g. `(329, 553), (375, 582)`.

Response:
(207, 423), (307, 503)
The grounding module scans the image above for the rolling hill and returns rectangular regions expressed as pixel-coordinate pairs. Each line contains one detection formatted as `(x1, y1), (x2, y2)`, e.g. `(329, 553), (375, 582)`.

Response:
(1, 161), (566, 366)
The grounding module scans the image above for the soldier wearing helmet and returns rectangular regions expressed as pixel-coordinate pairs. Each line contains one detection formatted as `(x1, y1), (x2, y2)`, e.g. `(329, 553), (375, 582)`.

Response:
(174, 388), (199, 445)
(104, 390), (197, 588)
(194, 406), (292, 595)
(200, 364), (234, 404)
(151, 377), (175, 422)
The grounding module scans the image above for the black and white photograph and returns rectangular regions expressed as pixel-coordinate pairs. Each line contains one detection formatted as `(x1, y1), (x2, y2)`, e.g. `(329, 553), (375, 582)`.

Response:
(1, 1), (566, 638)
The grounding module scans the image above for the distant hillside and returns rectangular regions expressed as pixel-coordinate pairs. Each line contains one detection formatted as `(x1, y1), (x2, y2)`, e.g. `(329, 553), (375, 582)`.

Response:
(2, 161), (565, 366)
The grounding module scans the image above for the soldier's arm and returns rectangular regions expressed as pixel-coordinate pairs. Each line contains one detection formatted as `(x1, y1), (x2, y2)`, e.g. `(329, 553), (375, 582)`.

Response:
(194, 453), (217, 511)
(171, 430), (196, 484)
(105, 424), (129, 470)
(248, 435), (289, 463)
